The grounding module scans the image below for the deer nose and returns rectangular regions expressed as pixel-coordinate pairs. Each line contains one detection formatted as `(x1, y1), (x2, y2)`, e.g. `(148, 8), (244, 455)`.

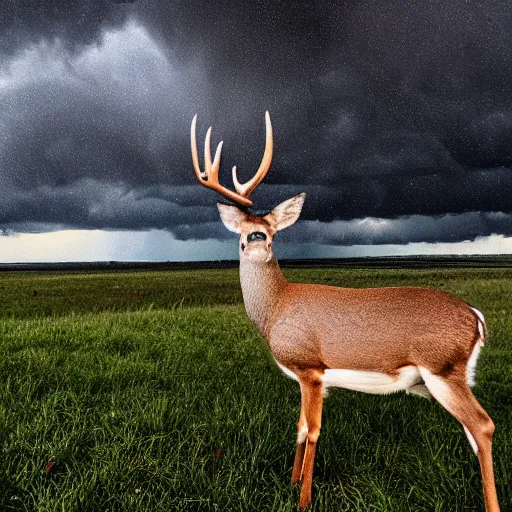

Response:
(247, 231), (267, 243)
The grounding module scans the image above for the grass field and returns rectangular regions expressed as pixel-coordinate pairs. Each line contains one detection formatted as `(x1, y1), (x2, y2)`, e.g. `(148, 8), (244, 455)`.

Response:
(0, 266), (510, 511)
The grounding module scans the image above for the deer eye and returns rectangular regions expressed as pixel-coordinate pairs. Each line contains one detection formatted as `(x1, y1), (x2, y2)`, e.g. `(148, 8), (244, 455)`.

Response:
(247, 231), (267, 242)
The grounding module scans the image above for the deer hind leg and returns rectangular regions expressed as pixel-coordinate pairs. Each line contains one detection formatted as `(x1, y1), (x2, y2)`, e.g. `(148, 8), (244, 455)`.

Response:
(419, 366), (500, 512)
(295, 370), (324, 510)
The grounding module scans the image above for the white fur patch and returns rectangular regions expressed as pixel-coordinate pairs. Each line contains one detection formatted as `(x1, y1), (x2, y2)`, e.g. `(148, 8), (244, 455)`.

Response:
(466, 342), (482, 388)
(297, 424), (308, 444)
(321, 366), (421, 395)
(276, 362), (299, 381)
(418, 367), (453, 408)
(463, 425), (479, 455)
(470, 306), (485, 329)
(470, 306), (486, 344)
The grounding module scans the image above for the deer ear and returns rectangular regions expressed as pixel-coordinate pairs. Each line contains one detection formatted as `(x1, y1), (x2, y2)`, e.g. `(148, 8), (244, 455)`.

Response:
(217, 203), (247, 233)
(265, 193), (306, 231)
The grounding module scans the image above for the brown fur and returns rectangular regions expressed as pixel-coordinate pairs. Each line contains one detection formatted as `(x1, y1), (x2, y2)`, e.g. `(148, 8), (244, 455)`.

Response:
(241, 255), (479, 374)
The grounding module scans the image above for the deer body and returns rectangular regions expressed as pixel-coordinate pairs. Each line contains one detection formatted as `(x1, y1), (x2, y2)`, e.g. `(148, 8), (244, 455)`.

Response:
(191, 113), (500, 511)
(241, 252), (484, 387)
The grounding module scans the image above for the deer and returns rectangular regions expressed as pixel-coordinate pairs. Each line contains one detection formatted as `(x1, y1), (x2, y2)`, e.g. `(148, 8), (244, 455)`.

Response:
(190, 112), (500, 511)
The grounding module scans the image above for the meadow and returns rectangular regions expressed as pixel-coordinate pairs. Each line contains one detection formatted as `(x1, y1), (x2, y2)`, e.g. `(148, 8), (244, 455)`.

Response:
(0, 265), (510, 511)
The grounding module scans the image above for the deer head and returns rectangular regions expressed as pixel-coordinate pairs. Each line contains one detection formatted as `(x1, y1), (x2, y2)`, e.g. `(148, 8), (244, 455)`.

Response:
(191, 112), (306, 263)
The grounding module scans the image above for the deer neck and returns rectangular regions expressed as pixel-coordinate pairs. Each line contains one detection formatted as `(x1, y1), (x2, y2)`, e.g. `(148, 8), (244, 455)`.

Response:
(239, 255), (287, 336)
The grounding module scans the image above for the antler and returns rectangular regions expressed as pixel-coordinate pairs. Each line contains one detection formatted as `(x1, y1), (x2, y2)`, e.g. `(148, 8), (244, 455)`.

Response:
(191, 112), (273, 207)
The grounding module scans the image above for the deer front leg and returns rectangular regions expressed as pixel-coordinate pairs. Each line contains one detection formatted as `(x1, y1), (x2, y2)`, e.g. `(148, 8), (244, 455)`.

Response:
(291, 384), (308, 484)
(297, 371), (324, 510)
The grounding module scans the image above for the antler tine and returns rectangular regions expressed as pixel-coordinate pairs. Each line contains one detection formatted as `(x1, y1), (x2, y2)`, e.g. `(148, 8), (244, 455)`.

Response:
(191, 114), (206, 181)
(204, 127), (213, 176)
(233, 111), (273, 198)
(205, 126), (223, 180)
(191, 114), (253, 207)
(211, 140), (223, 179)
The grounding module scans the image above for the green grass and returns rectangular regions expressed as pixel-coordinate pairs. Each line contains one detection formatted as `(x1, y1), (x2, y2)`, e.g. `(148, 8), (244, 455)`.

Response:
(0, 266), (510, 511)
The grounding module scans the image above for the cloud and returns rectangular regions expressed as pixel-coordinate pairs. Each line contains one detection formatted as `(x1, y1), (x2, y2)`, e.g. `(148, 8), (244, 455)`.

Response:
(280, 211), (512, 246)
(2, 1), (512, 251)
(1, 179), (216, 231)
(5, 176), (512, 248)
(0, 0), (131, 58)
(0, 21), (205, 191)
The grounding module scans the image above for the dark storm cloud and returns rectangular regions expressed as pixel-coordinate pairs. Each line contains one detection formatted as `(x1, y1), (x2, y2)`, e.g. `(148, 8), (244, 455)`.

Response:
(280, 212), (512, 246)
(173, 210), (512, 246)
(5, 177), (512, 248)
(2, 0), (512, 247)
(1, 180), (216, 231)
(5, 177), (512, 246)
(0, 0), (131, 57)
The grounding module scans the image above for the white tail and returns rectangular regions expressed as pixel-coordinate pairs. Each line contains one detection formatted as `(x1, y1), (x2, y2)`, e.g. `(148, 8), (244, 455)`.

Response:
(191, 113), (500, 511)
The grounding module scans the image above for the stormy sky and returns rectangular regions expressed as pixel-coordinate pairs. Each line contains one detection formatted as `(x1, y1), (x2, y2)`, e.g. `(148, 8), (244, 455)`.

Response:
(1, 0), (512, 261)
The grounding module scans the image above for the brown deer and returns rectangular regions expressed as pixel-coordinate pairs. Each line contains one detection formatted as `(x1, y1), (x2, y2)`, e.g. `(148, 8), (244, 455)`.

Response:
(190, 112), (500, 511)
